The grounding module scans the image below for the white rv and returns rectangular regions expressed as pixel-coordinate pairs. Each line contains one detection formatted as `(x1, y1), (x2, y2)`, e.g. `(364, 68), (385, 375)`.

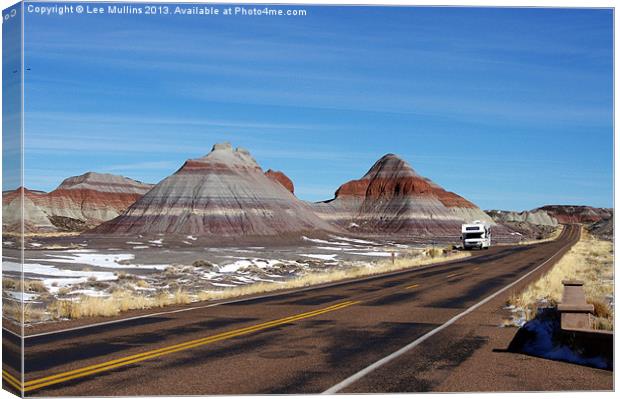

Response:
(461, 221), (491, 250)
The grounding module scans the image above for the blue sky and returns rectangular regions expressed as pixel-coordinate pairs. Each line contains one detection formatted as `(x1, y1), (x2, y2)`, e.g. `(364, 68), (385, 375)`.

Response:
(2, 2), (22, 191)
(19, 3), (613, 210)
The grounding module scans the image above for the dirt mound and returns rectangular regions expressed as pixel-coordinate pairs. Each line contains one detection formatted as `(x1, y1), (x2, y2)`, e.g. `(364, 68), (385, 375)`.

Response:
(2, 188), (56, 232)
(536, 205), (612, 224)
(92, 143), (339, 237)
(2, 173), (153, 233)
(48, 216), (89, 232)
(312, 154), (493, 236)
(486, 209), (558, 226)
(587, 215), (613, 241)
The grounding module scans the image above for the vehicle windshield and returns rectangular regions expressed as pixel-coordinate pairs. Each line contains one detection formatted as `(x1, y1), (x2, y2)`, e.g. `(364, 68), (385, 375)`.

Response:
(464, 232), (483, 239)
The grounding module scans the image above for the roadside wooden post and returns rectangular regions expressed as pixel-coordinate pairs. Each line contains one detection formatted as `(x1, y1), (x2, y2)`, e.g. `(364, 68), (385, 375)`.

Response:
(557, 280), (594, 330)
(556, 280), (613, 368)
(391, 252), (395, 265)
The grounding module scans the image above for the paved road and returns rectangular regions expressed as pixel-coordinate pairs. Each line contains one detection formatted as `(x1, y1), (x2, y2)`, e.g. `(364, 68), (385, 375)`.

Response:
(4, 224), (606, 396)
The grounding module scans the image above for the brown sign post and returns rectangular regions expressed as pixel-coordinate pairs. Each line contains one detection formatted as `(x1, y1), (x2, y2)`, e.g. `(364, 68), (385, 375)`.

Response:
(557, 280), (594, 331)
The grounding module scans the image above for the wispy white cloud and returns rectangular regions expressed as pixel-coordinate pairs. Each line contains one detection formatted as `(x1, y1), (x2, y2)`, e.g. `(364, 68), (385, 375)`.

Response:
(172, 83), (611, 128)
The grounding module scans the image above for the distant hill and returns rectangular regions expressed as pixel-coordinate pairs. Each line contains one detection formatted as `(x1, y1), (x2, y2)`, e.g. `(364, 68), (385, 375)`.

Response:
(535, 205), (612, 224)
(312, 153), (494, 237)
(2, 172), (153, 232)
(91, 143), (338, 237)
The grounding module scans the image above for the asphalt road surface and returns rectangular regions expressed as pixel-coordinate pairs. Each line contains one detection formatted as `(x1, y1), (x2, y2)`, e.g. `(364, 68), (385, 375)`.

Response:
(3, 224), (609, 396)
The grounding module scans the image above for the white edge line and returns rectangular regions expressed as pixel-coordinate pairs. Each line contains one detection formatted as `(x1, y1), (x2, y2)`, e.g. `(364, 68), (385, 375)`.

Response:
(5, 229), (561, 340)
(322, 227), (577, 394)
(6, 247), (482, 340)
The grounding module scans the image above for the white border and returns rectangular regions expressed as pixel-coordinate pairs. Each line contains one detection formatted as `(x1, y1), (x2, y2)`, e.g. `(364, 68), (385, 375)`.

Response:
(0, 2), (616, 399)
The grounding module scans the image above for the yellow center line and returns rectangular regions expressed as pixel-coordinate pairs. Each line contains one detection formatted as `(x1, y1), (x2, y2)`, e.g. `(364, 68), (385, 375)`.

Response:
(3, 370), (21, 384)
(3, 370), (20, 384)
(405, 284), (419, 289)
(21, 300), (359, 392)
(446, 273), (459, 278)
(25, 301), (355, 388)
(3, 377), (22, 391)
(2, 371), (22, 391)
(26, 300), (353, 386)
(473, 267), (480, 271)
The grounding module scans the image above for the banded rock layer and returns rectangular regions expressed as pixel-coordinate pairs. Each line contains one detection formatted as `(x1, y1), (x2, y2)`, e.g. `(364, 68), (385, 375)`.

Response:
(92, 143), (338, 236)
(486, 209), (558, 227)
(2, 173), (153, 232)
(312, 154), (493, 236)
(536, 205), (612, 224)
(2, 188), (55, 232)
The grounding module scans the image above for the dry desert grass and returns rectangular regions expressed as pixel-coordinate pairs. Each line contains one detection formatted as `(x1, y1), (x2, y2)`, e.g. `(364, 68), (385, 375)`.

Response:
(3, 301), (47, 324)
(508, 229), (613, 329)
(44, 246), (469, 320)
(3, 231), (81, 239)
(48, 288), (193, 319)
(3, 278), (48, 293)
(194, 247), (468, 301)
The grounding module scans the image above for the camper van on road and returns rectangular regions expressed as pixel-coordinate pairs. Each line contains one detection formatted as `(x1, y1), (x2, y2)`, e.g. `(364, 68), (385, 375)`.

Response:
(461, 221), (491, 249)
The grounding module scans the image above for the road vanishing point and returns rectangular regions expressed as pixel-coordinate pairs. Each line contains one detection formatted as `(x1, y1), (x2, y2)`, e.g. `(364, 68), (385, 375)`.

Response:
(2, 225), (611, 395)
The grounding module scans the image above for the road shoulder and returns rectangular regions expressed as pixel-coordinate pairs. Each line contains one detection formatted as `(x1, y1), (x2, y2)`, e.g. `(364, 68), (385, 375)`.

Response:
(435, 306), (613, 392)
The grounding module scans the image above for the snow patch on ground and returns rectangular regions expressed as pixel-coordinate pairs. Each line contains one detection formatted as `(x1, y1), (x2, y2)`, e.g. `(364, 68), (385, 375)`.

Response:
(31, 252), (169, 270)
(68, 289), (111, 297)
(3, 261), (118, 293)
(517, 315), (610, 369)
(302, 236), (351, 246)
(315, 246), (360, 252)
(218, 259), (283, 273)
(300, 253), (338, 261)
(4, 261), (115, 279)
(350, 251), (393, 257)
(211, 282), (237, 287)
(330, 235), (378, 245)
(5, 291), (39, 301)
(503, 305), (527, 328)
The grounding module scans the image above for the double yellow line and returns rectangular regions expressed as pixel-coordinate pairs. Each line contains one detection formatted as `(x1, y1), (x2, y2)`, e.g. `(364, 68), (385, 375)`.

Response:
(2, 369), (21, 391)
(3, 300), (359, 392)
